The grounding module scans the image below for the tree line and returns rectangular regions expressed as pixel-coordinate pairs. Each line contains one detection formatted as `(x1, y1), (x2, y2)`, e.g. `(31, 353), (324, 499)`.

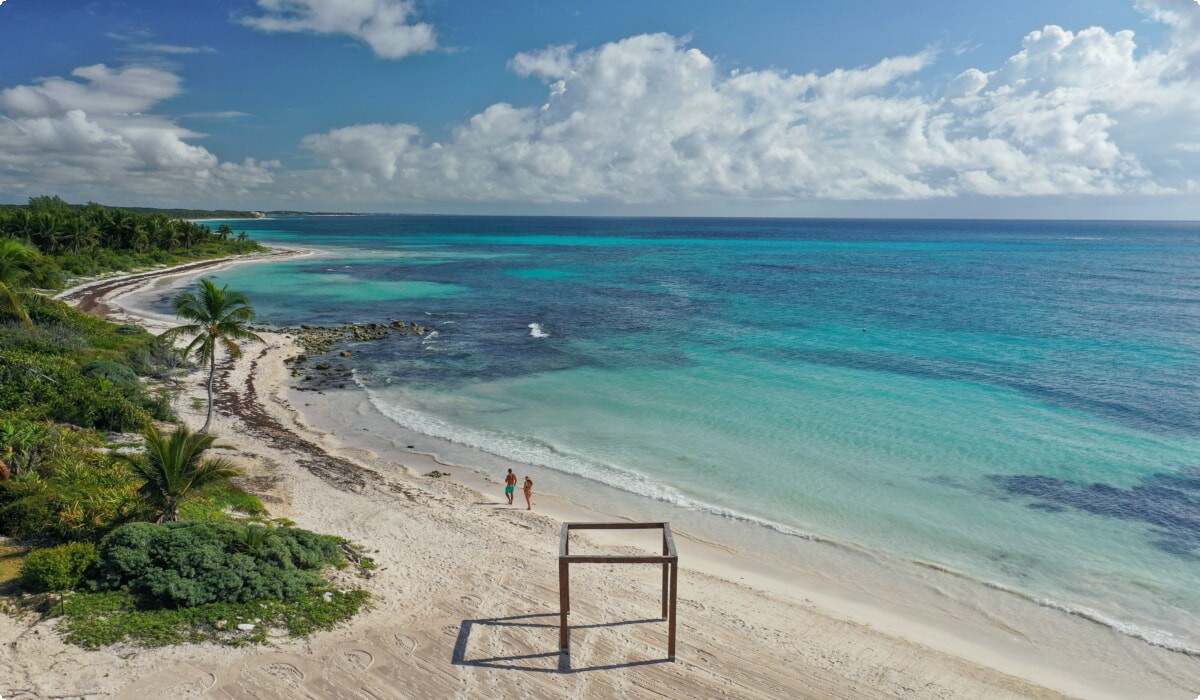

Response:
(0, 195), (249, 258)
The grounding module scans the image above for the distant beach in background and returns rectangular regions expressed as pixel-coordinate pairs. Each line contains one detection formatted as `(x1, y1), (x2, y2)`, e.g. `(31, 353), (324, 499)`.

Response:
(143, 214), (1200, 662)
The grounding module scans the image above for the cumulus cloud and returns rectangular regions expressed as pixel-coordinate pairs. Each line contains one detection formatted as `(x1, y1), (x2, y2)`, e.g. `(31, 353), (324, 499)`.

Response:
(296, 3), (1200, 205)
(242, 0), (436, 59)
(0, 64), (274, 200)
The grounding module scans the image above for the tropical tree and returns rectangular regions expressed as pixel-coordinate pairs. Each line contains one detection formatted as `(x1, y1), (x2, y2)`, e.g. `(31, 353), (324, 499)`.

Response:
(163, 279), (262, 432)
(60, 217), (99, 255)
(0, 238), (38, 328)
(118, 423), (239, 522)
(216, 223), (233, 241)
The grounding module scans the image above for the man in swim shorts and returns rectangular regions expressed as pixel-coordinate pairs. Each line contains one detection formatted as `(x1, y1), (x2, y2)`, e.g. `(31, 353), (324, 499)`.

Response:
(504, 468), (517, 505)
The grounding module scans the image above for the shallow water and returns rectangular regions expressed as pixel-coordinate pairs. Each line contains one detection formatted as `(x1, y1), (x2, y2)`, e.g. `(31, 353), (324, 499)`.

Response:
(191, 215), (1200, 653)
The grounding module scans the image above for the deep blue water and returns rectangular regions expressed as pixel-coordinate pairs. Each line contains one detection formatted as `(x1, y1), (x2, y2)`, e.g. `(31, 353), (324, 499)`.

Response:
(196, 215), (1200, 652)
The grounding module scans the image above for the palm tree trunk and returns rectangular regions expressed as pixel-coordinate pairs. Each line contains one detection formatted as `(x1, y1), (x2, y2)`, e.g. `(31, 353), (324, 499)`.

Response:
(202, 350), (216, 433)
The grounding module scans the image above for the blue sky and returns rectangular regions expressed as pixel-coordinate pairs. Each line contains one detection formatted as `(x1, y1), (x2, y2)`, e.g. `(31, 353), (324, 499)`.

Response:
(1, 0), (1198, 217)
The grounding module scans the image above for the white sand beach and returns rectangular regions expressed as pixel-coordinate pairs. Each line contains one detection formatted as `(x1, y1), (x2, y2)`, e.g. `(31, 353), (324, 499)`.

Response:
(1, 249), (1197, 699)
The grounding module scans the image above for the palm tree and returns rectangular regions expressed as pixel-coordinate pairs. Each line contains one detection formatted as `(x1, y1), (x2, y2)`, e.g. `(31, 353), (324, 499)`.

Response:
(163, 279), (262, 432)
(216, 223), (233, 241)
(119, 423), (239, 522)
(60, 218), (99, 255)
(0, 238), (37, 329)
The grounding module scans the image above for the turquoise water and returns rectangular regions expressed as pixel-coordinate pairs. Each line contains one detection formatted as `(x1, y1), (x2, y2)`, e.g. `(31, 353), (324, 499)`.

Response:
(196, 216), (1200, 652)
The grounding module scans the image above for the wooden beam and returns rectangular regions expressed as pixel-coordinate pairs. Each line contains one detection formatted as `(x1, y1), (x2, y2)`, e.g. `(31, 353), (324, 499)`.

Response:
(559, 559), (569, 650)
(565, 522), (668, 530)
(559, 555), (675, 564)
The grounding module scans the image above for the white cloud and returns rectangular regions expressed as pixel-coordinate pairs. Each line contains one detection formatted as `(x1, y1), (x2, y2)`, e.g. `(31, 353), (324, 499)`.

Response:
(132, 43), (217, 55)
(298, 10), (1200, 206)
(0, 64), (182, 118)
(0, 64), (274, 200)
(5, 1), (1200, 213)
(242, 0), (436, 60)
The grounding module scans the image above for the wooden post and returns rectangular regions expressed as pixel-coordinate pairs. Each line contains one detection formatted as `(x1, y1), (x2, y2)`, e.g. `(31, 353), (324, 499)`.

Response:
(661, 529), (670, 619)
(559, 559), (569, 651)
(667, 557), (678, 660)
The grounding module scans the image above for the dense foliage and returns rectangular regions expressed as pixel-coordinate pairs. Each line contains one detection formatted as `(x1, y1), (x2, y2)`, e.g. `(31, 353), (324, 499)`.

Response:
(0, 297), (179, 431)
(0, 203), (368, 647)
(0, 195), (262, 287)
(91, 521), (344, 608)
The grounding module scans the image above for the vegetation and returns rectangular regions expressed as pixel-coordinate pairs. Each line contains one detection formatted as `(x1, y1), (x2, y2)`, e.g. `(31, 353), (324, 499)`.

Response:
(0, 299), (178, 431)
(165, 280), (263, 432)
(20, 542), (98, 595)
(0, 238), (38, 328)
(0, 198), (367, 648)
(91, 521), (343, 607)
(118, 424), (239, 523)
(57, 588), (370, 649)
(0, 195), (264, 295)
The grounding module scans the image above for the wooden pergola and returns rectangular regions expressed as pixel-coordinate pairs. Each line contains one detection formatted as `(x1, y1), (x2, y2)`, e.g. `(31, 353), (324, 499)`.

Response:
(558, 521), (679, 660)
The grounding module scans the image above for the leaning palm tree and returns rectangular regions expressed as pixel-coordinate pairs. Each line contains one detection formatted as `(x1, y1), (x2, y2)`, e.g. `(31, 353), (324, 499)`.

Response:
(163, 279), (263, 432)
(0, 238), (37, 329)
(120, 423), (239, 522)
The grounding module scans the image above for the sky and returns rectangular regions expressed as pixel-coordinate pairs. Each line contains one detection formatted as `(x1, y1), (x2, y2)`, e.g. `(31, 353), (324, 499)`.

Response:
(1, 0), (1199, 218)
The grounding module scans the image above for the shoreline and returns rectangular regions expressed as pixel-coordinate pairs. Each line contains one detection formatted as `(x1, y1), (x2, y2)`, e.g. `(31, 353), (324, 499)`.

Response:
(11, 247), (1196, 698)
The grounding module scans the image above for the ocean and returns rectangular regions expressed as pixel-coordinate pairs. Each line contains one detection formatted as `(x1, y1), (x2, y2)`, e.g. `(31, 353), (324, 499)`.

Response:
(192, 215), (1200, 654)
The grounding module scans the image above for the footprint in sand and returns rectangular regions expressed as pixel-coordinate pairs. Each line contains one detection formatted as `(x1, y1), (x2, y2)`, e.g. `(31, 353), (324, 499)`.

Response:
(393, 633), (418, 655)
(261, 662), (305, 685)
(459, 594), (482, 608)
(342, 649), (375, 670)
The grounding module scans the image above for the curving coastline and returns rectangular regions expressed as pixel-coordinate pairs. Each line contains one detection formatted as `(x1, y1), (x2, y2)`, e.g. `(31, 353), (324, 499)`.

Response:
(11, 248), (1197, 698)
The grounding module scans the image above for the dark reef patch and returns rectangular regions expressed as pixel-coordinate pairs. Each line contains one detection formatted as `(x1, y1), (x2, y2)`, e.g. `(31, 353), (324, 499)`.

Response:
(989, 467), (1200, 558)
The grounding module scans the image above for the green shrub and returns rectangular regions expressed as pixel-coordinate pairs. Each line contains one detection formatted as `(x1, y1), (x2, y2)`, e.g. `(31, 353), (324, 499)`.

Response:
(92, 521), (344, 608)
(81, 360), (138, 385)
(20, 542), (98, 592)
(114, 324), (145, 336)
(58, 588), (369, 649)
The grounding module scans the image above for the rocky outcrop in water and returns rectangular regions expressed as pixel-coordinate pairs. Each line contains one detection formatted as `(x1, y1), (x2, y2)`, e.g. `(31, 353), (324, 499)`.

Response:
(265, 320), (431, 393)
(264, 320), (431, 356)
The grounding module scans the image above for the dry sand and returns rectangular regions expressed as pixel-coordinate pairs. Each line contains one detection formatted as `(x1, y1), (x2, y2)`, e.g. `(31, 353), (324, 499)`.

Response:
(1, 250), (1196, 699)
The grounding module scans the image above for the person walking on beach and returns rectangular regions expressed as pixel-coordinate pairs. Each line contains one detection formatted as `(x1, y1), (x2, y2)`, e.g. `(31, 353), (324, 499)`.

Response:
(523, 475), (534, 511)
(504, 469), (517, 505)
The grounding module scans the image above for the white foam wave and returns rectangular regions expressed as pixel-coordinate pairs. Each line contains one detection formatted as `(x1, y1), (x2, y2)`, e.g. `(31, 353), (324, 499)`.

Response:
(1030, 597), (1200, 657)
(528, 322), (549, 338)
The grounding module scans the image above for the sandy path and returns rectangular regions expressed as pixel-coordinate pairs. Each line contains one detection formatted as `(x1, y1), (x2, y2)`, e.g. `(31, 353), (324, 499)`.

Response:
(0, 250), (1185, 699)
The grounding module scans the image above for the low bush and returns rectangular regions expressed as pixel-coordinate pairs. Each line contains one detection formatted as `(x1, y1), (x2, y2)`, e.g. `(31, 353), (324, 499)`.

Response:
(20, 541), (98, 593)
(91, 521), (344, 608)
(81, 360), (138, 385)
(57, 588), (370, 649)
(114, 324), (145, 336)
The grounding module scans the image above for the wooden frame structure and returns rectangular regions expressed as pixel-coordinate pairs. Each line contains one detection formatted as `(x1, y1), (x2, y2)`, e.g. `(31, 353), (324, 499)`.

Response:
(558, 521), (679, 660)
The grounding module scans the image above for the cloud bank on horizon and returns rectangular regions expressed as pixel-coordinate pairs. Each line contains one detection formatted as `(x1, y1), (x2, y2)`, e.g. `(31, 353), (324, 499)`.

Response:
(1, 0), (1199, 213)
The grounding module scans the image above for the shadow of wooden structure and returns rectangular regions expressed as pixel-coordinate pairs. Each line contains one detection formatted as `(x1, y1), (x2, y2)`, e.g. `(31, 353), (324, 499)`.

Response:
(559, 522), (678, 660)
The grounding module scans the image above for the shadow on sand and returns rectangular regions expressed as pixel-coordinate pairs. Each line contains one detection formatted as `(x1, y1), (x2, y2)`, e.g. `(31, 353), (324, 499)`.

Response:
(452, 613), (671, 673)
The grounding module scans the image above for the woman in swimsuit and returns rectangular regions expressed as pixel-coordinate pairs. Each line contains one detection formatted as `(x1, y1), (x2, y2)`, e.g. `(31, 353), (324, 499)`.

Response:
(523, 476), (533, 511)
